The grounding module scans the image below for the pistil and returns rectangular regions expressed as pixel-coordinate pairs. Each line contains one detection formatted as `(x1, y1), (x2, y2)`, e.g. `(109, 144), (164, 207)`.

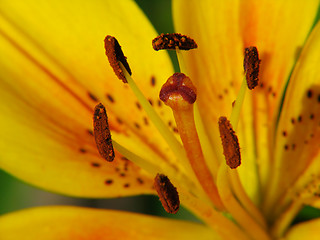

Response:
(160, 72), (224, 209)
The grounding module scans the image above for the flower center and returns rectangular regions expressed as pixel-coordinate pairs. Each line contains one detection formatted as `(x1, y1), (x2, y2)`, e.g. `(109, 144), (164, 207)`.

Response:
(96, 33), (272, 240)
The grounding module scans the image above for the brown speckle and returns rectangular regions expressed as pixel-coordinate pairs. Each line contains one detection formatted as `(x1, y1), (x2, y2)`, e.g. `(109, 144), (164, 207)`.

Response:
(310, 114), (315, 120)
(91, 162), (101, 167)
(120, 173), (126, 177)
(116, 118), (123, 124)
(282, 131), (287, 137)
(106, 94), (115, 103)
(136, 102), (142, 110)
(307, 89), (313, 98)
(123, 183), (130, 188)
(291, 118), (296, 124)
(88, 92), (99, 102)
(105, 179), (113, 185)
(143, 117), (149, 125)
(151, 76), (156, 86)
(87, 129), (94, 136)
(298, 115), (303, 122)
(137, 178), (144, 184)
(79, 148), (87, 153)
(148, 99), (153, 106)
(134, 122), (141, 129)
(284, 144), (289, 150)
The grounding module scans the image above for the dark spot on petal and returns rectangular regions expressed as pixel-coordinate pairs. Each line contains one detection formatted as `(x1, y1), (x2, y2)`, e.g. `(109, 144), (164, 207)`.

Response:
(224, 89), (229, 94)
(151, 76), (156, 86)
(124, 183), (130, 188)
(168, 121), (172, 127)
(106, 94), (115, 103)
(310, 114), (315, 120)
(88, 92), (99, 102)
(291, 118), (296, 124)
(298, 115), (303, 122)
(91, 162), (101, 167)
(307, 89), (313, 98)
(134, 122), (141, 129)
(148, 99), (153, 106)
(157, 100), (162, 107)
(116, 118), (123, 124)
(284, 144), (289, 150)
(137, 178), (144, 184)
(120, 173), (126, 177)
(173, 127), (178, 133)
(218, 94), (223, 100)
(87, 129), (94, 136)
(79, 148), (87, 153)
(136, 102), (142, 110)
(282, 131), (287, 137)
(105, 179), (113, 185)
(115, 167), (120, 172)
(143, 117), (149, 125)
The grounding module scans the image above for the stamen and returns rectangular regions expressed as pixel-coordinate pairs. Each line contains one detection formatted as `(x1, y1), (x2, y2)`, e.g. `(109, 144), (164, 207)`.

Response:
(104, 35), (131, 83)
(104, 36), (188, 168)
(93, 103), (115, 162)
(244, 46), (261, 90)
(230, 46), (260, 129)
(218, 116), (241, 169)
(152, 33), (197, 51)
(160, 73), (224, 209)
(154, 173), (180, 214)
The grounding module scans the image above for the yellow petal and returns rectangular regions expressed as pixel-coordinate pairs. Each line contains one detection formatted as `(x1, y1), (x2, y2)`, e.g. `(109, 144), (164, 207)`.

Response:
(284, 219), (320, 240)
(0, 0), (175, 197)
(0, 206), (218, 240)
(266, 21), (320, 212)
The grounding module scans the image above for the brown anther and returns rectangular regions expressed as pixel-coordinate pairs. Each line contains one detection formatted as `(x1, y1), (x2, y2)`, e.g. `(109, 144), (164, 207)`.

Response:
(243, 46), (261, 90)
(218, 116), (241, 169)
(104, 35), (131, 83)
(154, 174), (180, 214)
(159, 73), (197, 110)
(152, 33), (197, 51)
(93, 103), (115, 162)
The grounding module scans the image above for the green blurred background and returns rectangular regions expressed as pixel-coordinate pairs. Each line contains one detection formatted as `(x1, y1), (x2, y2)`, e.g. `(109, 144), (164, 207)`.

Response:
(1, 0), (320, 225)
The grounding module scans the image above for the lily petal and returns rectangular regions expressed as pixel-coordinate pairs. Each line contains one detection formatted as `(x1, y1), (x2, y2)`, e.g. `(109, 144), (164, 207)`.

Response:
(267, 21), (320, 213)
(0, 206), (218, 240)
(0, 0), (175, 197)
(284, 219), (320, 240)
(173, 0), (319, 202)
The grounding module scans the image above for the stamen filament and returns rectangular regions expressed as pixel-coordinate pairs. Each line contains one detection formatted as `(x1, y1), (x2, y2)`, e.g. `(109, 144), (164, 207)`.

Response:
(119, 63), (188, 165)
(194, 104), (220, 177)
(217, 164), (270, 240)
(175, 46), (187, 74)
(228, 169), (267, 229)
(112, 139), (198, 194)
(230, 75), (247, 130)
(180, 189), (250, 240)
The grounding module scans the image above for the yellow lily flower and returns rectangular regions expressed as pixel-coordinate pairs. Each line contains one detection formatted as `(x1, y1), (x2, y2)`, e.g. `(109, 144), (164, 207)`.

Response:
(1, 0), (320, 239)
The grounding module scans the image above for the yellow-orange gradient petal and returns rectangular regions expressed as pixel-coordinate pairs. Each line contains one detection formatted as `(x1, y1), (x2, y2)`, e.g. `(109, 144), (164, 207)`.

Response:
(0, 0), (177, 197)
(240, 0), (319, 194)
(265, 21), (320, 217)
(284, 219), (320, 240)
(173, 0), (319, 203)
(0, 206), (218, 240)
